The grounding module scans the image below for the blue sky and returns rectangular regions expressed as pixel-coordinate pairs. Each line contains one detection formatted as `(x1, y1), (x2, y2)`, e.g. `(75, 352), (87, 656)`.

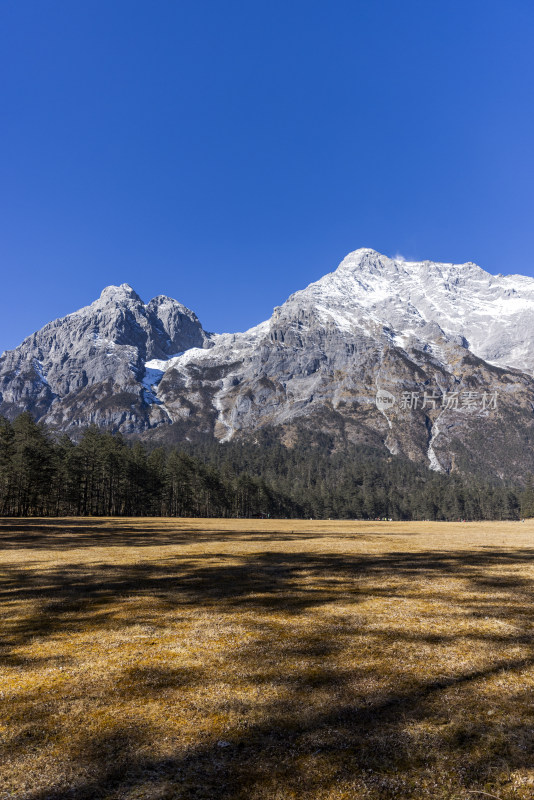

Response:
(1, 0), (533, 351)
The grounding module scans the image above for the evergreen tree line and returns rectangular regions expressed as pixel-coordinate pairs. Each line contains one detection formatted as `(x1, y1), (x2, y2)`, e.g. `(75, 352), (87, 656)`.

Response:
(0, 412), (531, 520)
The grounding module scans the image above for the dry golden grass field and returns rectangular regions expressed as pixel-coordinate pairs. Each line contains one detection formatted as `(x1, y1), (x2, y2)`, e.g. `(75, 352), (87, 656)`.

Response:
(1, 518), (534, 800)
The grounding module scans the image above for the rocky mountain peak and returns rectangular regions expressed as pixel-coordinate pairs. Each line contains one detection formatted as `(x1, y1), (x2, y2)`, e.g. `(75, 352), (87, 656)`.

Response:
(99, 283), (143, 304)
(337, 247), (387, 268)
(272, 249), (534, 374)
(0, 283), (210, 432)
(148, 294), (175, 306)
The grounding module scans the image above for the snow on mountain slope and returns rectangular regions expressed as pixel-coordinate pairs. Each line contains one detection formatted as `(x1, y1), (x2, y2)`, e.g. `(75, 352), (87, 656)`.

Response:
(280, 248), (534, 373)
(133, 248), (534, 479)
(147, 248), (534, 391)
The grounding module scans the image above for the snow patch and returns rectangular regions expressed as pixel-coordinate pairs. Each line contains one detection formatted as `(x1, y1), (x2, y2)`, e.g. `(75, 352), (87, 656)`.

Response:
(427, 411), (445, 472)
(141, 352), (184, 404)
(32, 359), (49, 386)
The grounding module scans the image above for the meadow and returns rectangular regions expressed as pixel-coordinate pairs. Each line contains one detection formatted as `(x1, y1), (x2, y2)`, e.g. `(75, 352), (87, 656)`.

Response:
(1, 517), (534, 799)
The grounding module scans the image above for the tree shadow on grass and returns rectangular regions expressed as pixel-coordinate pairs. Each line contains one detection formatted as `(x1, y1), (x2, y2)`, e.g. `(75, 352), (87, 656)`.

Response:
(18, 653), (534, 800)
(3, 543), (534, 798)
(0, 518), (359, 550)
(2, 546), (534, 650)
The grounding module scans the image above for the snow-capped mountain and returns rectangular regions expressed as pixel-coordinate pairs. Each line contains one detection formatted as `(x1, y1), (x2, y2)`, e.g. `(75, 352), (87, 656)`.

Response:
(0, 283), (211, 429)
(289, 249), (534, 373)
(2, 248), (534, 479)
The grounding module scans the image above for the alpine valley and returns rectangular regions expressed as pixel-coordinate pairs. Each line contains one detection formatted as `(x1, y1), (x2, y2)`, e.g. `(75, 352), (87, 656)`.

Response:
(2, 248), (534, 482)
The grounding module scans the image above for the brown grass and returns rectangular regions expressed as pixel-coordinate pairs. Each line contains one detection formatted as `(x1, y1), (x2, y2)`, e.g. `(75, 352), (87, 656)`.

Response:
(1, 517), (534, 799)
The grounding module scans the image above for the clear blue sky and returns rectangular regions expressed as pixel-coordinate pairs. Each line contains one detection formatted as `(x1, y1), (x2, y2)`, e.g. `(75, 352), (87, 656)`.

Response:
(1, 0), (533, 351)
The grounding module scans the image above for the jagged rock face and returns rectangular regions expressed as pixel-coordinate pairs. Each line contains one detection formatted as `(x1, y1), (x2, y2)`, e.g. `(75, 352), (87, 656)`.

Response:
(2, 250), (534, 479)
(0, 284), (210, 431)
(151, 295), (534, 481)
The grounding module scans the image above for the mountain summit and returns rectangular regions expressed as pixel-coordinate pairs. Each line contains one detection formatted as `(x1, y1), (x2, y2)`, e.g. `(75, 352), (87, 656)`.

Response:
(282, 248), (534, 374)
(0, 285), (210, 430)
(2, 250), (534, 479)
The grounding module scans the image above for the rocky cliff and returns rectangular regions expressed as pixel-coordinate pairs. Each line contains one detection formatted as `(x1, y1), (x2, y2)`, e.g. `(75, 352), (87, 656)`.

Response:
(0, 284), (211, 431)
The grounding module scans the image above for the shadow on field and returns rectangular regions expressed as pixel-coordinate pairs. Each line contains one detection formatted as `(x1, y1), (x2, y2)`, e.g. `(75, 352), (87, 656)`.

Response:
(2, 546), (534, 650)
(3, 530), (534, 798)
(0, 518), (344, 549)
(19, 656), (534, 800)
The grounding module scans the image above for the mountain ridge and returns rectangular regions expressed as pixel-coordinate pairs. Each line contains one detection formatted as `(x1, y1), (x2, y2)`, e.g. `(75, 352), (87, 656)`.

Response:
(2, 248), (534, 481)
